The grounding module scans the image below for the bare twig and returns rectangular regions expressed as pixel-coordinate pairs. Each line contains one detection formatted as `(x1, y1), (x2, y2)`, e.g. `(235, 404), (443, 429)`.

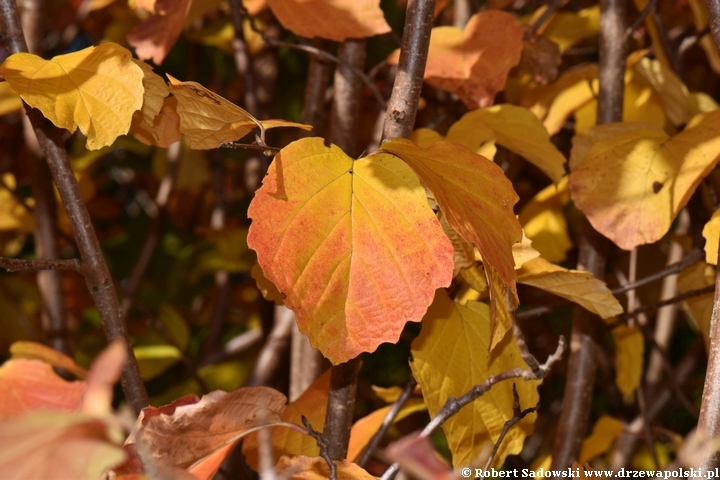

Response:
(219, 142), (279, 154)
(0, 0), (149, 412)
(528, 0), (564, 38)
(625, 0), (660, 38)
(357, 378), (418, 468)
(302, 416), (338, 480)
(324, 359), (363, 460)
(228, 0), (257, 116)
(611, 249), (703, 295)
(381, 337), (566, 480)
(245, 305), (295, 387)
(0, 256), (85, 274)
(481, 385), (539, 478)
(615, 285), (715, 323)
(381, 0), (437, 140)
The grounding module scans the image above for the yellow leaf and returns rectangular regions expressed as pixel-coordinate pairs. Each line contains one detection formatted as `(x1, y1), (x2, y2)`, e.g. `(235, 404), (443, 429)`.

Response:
(266, 0), (390, 42)
(460, 263), (489, 295)
(612, 325), (644, 395)
(569, 122), (654, 171)
(518, 177), (571, 263)
(438, 210), (475, 277)
(134, 344), (182, 380)
(677, 262), (714, 352)
(133, 95), (183, 148)
(517, 257), (623, 319)
(512, 230), (541, 269)
(411, 290), (540, 467)
(689, 91), (720, 117)
(167, 75), (311, 149)
(569, 111), (720, 250)
(445, 104), (566, 183)
(578, 415), (625, 463)
(0, 82), (22, 116)
(247, 138), (454, 364)
(0, 174), (33, 233)
(130, 59), (171, 146)
(633, 57), (691, 126)
(0, 42), (144, 150)
(347, 398), (426, 462)
(520, 64), (597, 135)
(251, 263), (284, 304)
(538, 6), (600, 52)
(704, 208), (720, 265)
(410, 128), (445, 148)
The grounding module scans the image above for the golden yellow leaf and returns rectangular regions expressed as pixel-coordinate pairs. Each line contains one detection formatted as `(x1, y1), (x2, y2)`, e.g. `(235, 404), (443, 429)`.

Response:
(0, 174), (33, 233)
(411, 290), (540, 467)
(0, 82), (22, 116)
(512, 231), (541, 269)
(689, 92), (719, 117)
(633, 57), (690, 126)
(518, 178), (571, 263)
(9, 342), (87, 379)
(537, 6), (600, 52)
(704, 208), (720, 265)
(578, 415), (625, 463)
(678, 262), (714, 352)
(569, 111), (720, 250)
(612, 325), (644, 395)
(167, 75), (311, 149)
(133, 95), (183, 147)
(517, 257), (623, 319)
(0, 42), (144, 150)
(275, 455), (377, 480)
(130, 59), (170, 146)
(569, 122), (654, 171)
(266, 0), (390, 41)
(445, 104), (566, 183)
(460, 263), (489, 295)
(438, 210), (474, 277)
(520, 64), (597, 135)
(410, 128), (445, 148)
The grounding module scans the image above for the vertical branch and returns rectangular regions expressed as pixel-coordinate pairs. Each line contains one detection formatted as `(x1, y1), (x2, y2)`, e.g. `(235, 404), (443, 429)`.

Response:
(301, 39), (333, 133)
(229, 0), (257, 116)
(19, 0), (70, 355)
(0, 0), (149, 413)
(323, 38), (368, 461)
(552, 0), (626, 466)
(693, 0), (720, 471)
(382, 0), (437, 140)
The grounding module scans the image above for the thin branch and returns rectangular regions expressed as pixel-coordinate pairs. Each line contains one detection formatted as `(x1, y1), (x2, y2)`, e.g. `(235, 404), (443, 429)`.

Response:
(611, 249), (703, 295)
(302, 416), (338, 480)
(625, 0), (660, 39)
(381, 0), (437, 140)
(0, 0), (149, 413)
(615, 285), (715, 322)
(357, 377), (418, 468)
(698, 229), (720, 469)
(228, 0), (258, 116)
(381, 337), (566, 480)
(238, 3), (386, 110)
(0, 256), (85, 274)
(245, 305), (295, 387)
(219, 142), (280, 155)
(481, 385), (539, 478)
(528, 0), (564, 38)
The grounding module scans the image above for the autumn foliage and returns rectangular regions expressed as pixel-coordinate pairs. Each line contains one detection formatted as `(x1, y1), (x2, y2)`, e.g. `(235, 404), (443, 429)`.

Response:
(1, 0), (720, 478)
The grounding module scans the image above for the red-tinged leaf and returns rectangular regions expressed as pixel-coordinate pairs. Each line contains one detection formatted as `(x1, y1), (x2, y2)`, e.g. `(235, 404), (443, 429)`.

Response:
(384, 433), (455, 480)
(380, 138), (521, 301)
(0, 412), (125, 480)
(82, 340), (126, 415)
(266, 0), (391, 42)
(275, 454), (378, 479)
(9, 341), (87, 379)
(127, 387), (286, 474)
(127, 0), (192, 64)
(243, 369), (331, 470)
(0, 359), (85, 419)
(247, 138), (454, 364)
(388, 11), (523, 108)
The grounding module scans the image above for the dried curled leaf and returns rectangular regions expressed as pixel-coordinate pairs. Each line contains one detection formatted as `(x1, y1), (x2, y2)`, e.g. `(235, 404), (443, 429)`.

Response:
(167, 75), (311, 149)
(0, 42), (144, 149)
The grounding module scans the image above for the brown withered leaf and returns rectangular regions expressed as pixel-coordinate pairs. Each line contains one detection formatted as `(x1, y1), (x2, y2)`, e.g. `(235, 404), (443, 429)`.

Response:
(516, 30), (561, 85)
(127, 0), (192, 64)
